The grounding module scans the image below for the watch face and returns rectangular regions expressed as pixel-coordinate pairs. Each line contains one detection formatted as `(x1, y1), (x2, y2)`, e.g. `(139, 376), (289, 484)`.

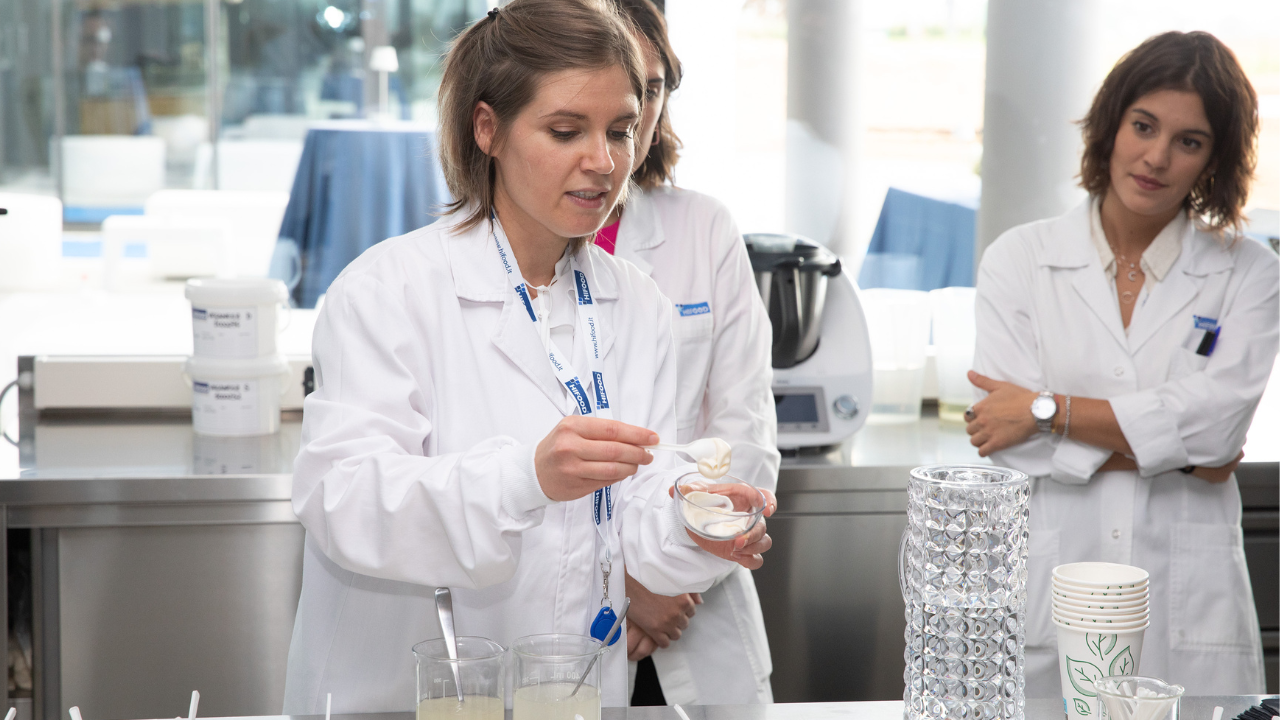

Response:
(1031, 395), (1056, 421)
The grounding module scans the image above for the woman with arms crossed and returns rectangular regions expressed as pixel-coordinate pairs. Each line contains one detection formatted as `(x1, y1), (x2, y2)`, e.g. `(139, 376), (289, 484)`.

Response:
(282, 1), (775, 712)
(600, 0), (779, 706)
(966, 31), (1276, 695)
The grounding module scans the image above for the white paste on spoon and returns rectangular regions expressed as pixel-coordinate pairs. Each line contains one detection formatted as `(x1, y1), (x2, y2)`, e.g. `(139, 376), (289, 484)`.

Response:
(694, 438), (732, 479)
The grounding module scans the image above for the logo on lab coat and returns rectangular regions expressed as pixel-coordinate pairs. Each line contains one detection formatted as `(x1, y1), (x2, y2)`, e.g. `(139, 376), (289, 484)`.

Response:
(677, 302), (710, 317)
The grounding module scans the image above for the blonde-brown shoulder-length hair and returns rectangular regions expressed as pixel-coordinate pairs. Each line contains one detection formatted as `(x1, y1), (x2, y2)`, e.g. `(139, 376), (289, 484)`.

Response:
(437, 0), (647, 238)
(1078, 31), (1259, 235)
(615, 0), (683, 188)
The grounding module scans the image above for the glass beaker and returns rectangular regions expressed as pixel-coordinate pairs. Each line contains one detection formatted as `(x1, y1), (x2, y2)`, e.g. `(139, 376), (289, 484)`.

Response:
(900, 465), (1030, 720)
(1095, 676), (1184, 720)
(412, 636), (506, 720)
(510, 633), (604, 720)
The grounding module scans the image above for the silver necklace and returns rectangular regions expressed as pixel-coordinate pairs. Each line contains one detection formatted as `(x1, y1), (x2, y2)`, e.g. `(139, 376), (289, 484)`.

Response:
(1107, 241), (1144, 305)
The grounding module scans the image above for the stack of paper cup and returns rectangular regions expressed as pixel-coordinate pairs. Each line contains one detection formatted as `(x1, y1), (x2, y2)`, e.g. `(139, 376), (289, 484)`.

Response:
(184, 278), (290, 436)
(1052, 562), (1151, 720)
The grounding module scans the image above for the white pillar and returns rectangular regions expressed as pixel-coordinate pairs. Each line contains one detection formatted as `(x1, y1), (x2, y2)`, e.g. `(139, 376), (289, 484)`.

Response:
(784, 0), (861, 257)
(977, 0), (1099, 264)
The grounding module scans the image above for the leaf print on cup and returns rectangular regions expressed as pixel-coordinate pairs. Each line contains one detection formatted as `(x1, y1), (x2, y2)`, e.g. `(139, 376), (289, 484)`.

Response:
(1108, 646), (1135, 676)
(1074, 698), (1092, 716)
(1067, 656), (1104, 697)
(1086, 633), (1117, 659)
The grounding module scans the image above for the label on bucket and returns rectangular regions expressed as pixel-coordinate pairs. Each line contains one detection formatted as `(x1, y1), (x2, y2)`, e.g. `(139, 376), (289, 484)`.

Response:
(192, 306), (259, 358)
(193, 379), (262, 435)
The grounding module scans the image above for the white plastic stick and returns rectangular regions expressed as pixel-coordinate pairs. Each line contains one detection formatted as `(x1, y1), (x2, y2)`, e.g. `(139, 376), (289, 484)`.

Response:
(69, 708), (83, 720)
(188, 691), (200, 720)
(6, 706), (18, 720)
(325, 694), (332, 720)
(673, 704), (692, 720)
(1210, 707), (1223, 720)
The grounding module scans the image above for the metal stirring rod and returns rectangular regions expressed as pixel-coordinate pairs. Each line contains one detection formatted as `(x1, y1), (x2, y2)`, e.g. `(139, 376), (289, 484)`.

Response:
(434, 587), (465, 703)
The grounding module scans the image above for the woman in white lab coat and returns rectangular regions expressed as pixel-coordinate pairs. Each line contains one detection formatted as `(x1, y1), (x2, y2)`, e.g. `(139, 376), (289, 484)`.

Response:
(282, 0), (775, 712)
(965, 31), (1277, 696)
(599, 0), (779, 706)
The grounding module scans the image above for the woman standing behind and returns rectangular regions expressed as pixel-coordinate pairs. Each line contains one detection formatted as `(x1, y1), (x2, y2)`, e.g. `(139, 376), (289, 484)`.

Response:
(965, 31), (1277, 695)
(601, 0), (779, 706)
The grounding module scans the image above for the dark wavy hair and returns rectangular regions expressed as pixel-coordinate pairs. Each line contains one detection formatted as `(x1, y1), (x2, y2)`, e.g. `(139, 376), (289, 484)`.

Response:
(1078, 31), (1258, 234)
(615, 0), (683, 188)
(437, 0), (646, 236)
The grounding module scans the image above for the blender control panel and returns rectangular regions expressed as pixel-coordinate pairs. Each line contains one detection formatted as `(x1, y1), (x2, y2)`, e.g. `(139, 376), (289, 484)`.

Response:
(773, 386), (829, 434)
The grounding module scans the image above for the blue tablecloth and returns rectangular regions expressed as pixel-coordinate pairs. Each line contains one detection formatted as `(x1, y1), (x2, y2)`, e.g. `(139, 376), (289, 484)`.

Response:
(274, 120), (450, 307)
(857, 187), (976, 291)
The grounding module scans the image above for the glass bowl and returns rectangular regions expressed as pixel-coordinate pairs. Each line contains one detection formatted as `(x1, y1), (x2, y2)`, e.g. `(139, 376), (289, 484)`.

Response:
(674, 472), (765, 541)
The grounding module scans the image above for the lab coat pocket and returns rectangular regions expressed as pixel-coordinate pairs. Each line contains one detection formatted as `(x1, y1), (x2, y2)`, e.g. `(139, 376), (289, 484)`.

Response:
(1167, 348), (1209, 380)
(1170, 522), (1256, 650)
(673, 314), (714, 433)
(1026, 526), (1060, 648)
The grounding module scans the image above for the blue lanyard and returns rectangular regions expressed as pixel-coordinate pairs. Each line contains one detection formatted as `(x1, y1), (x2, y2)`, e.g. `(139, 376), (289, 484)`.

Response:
(489, 216), (617, 566)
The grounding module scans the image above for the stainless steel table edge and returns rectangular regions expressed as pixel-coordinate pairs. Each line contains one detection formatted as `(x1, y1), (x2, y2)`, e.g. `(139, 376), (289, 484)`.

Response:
(174, 696), (1276, 720)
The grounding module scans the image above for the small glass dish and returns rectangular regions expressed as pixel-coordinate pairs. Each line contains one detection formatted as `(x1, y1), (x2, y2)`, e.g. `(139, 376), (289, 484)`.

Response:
(674, 472), (766, 541)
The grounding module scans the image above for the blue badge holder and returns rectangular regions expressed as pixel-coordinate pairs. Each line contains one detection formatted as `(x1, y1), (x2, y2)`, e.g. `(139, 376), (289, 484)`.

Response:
(589, 606), (621, 646)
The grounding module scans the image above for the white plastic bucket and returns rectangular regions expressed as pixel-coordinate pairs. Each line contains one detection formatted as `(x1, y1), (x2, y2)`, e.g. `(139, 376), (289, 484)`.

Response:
(185, 354), (290, 437)
(185, 278), (289, 359)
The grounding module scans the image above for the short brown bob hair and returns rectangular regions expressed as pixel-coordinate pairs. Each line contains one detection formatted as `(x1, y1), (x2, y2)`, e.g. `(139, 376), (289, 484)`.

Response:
(437, 0), (647, 233)
(615, 0), (683, 188)
(1079, 31), (1258, 234)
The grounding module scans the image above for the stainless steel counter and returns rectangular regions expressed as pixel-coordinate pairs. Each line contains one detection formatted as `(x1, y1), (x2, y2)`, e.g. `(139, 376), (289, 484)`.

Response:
(208, 696), (1276, 720)
(0, 412), (1274, 719)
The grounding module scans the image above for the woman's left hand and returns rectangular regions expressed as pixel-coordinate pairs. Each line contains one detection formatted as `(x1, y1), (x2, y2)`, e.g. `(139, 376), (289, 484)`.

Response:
(965, 370), (1040, 456)
(669, 487), (777, 570)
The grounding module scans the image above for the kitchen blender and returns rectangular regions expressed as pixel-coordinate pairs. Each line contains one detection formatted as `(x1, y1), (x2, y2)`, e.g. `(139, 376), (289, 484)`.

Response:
(745, 233), (873, 451)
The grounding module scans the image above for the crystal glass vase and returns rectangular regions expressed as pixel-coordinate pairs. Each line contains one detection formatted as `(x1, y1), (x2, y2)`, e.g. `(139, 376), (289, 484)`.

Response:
(900, 465), (1030, 720)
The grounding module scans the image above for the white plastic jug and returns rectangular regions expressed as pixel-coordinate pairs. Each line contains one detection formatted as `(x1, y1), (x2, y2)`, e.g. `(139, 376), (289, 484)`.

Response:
(185, 354), (290, 436)
(185, 278), (289, 359)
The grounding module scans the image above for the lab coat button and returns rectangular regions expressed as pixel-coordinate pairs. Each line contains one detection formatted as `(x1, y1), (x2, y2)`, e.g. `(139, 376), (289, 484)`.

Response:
(1112, 529), (1121, 539)
(1114, 367), (1125, 377)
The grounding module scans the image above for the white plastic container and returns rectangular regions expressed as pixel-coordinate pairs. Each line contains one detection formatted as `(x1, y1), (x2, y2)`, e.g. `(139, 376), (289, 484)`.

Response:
(861, 289), (931, 424)
(185, 355), (290, 436)
(185, 278), (289, 359)
(929, 287), (978, 423)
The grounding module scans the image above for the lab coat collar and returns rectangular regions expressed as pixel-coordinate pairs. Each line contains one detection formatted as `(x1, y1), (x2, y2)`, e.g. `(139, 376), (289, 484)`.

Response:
(612, 187), (666, 276)
(443, 210), (619, 415)
(1126, 220), (1233, 353)
(1041, 200), (1130, 349)
(1038, 200), (1095, 269)
(445, 210), (621, 302)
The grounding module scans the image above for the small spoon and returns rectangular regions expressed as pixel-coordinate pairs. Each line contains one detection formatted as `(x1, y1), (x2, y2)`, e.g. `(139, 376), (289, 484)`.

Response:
(434, 587), (465, 703)
(647, 438), (732, 478)
(569, 597), (630, 698)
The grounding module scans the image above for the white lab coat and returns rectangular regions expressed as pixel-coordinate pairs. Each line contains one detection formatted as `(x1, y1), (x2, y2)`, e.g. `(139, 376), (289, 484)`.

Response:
(614, 187), (779, 704)
(281, 210), (737, 713)
(974, 199), (1279, 696)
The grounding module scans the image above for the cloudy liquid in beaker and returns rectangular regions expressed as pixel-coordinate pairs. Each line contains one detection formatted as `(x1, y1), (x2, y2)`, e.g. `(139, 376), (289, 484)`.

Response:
(512, 682), (600, 720)
(416, 696), (504, 720)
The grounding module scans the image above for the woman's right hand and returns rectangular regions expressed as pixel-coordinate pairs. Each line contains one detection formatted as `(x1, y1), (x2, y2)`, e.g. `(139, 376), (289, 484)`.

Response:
(1193, 450), (1245, 484)
(534, 416), (659, 501)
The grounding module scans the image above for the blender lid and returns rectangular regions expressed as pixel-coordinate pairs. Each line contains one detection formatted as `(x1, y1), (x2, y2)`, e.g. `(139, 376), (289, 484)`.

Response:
(744, 233), (842, 275)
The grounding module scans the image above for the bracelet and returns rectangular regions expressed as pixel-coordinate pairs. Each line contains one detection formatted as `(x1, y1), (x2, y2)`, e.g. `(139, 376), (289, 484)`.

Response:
(1063, 395), (1071, 439)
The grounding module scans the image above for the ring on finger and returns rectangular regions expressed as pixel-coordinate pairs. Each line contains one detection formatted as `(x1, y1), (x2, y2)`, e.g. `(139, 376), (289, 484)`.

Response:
(964, 404), (976, 420)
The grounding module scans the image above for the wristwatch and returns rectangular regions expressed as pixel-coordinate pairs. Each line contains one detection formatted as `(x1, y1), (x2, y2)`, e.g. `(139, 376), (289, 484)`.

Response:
(1031, 391), (1058, 433)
